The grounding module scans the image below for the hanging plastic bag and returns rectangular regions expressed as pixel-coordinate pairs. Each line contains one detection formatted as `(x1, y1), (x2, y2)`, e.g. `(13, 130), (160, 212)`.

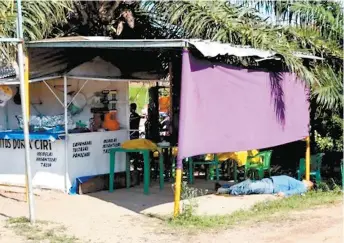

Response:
(0, 85), (13, 107)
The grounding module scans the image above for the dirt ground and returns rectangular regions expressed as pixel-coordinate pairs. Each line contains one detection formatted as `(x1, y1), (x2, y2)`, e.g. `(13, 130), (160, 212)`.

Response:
(0, 188), (342, 243)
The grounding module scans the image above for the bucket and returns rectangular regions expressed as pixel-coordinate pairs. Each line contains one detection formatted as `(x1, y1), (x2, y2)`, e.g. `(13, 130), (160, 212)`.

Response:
(68, 93), (87, 116)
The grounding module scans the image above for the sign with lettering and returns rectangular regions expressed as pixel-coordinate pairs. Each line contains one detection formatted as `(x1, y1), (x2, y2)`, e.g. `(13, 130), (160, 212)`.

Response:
(102, 138), (120, 154)
(0, 139), (58, 167)
(0, 139), (52, 150)
(68, 130), (128, 181)
(0, 139), (65, 191)
(0, 130), (128, 192)
(72, 140), (92, 158)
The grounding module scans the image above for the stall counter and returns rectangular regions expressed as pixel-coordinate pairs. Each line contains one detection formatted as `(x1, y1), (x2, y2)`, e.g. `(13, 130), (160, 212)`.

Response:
(0, 130), (128, 191)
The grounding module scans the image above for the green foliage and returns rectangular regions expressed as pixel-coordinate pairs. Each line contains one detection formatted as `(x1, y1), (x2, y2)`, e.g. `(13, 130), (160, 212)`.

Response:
(0, 0), (73, 64)
(55, 1), (180, 39)
(179, 181), (208, 217)
(171, 181), (209, 219)
(313, 110), (343, 152)
(142, 0), (343, 110)
(129, 84), (149, 114)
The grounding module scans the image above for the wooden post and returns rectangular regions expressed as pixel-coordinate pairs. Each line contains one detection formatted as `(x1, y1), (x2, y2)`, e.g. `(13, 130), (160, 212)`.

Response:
(173, 168), (182, 217)
(305, 136), (310, 180)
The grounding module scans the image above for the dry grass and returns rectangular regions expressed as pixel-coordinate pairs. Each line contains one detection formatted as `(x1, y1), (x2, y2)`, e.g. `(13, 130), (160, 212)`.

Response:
(6, 217), (81, 243)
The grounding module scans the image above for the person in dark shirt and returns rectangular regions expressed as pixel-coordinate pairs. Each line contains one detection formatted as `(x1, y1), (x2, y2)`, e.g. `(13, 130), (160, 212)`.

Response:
(130, 103), (141, 140)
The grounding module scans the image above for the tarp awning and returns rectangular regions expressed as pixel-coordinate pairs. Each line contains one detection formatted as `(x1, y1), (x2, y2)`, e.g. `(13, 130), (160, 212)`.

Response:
(177, 50), (310, 167)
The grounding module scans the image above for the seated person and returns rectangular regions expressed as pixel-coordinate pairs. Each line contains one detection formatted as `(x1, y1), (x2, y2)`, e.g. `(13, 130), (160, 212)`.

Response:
(217, 175), (313, 197)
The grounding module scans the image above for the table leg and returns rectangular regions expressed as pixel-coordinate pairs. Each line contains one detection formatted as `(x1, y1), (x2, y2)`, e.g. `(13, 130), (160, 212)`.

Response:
(171, 157), (176, 179)
(143, 151), (150, 195)
(216, 163), (220, 182)
(159, 152), (164, 190)
(234, 161), (238, 183)
(188, 158), (194, 184)
(109, 151), (115, 192)
(126, 153), (130, 189)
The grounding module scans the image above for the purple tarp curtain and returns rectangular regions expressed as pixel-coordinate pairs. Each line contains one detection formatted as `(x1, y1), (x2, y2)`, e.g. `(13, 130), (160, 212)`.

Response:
(177, 50), (309, 169)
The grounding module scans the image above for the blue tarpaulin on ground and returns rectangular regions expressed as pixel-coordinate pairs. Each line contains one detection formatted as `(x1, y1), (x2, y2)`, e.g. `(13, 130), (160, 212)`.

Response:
(69, 175), (97, 195)
(0, 130), (64, 141)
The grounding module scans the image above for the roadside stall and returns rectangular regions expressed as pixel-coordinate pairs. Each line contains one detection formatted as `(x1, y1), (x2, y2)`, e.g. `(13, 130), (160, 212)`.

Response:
(0, 44), (163, 192)
(0, 38), (318, 203)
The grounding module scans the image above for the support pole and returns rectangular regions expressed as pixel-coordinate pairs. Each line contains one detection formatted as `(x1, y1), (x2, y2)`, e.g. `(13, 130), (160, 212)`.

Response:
(174, 48), (188, 217)
(24, 55), (29, 202)
(173, 168), (182, 217)
(305, 136), (310, 180)
(24, 56), (30, 117)
(64, 76), (69, 193)
(16, 0), (35, 224)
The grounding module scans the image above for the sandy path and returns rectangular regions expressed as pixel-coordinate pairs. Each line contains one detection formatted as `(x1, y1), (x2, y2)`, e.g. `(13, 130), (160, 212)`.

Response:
(0, 190), (342, 243)
(194, 204), (343, 243)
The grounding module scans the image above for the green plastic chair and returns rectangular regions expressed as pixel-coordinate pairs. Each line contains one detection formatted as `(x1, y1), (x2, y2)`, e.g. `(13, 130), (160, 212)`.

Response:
(297, 153), (324, 184)
(244, 150), (273, 180)
(188, 154), (220, 184)
(341, 159), (344, 191)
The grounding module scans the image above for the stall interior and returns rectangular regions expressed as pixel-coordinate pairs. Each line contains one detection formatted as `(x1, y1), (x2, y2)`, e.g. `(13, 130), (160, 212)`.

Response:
(0, 54), (168, 192)
(0, 41), (184, 193)
(0, 78), (129, 135)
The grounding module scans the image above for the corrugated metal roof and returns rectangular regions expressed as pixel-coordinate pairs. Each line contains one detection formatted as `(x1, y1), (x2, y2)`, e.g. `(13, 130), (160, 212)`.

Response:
(28, 37), (187, 49)
(0, 66), (16, 79)
(28, 46), (167, 80)
(25, 37), (323, 81)
(0, 63), (19, 84)
(27, 37), (322, 60)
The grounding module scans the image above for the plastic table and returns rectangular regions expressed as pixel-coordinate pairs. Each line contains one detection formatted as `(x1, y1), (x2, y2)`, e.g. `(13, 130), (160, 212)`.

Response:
(109, 147), (164, 195)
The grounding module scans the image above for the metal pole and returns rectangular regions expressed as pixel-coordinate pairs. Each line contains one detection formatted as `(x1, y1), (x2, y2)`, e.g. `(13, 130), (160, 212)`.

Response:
(174, 48), (188, 217)
(16, 0), (35, 223)
(64, 76), (69, 193)
(305, 136), (310, 181)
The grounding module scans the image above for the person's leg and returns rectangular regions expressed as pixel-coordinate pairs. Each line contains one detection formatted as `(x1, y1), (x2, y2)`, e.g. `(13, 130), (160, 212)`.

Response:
(227, 179), (253, 195)
(246, 178), (274, 194)
(228, 178), (274, 195)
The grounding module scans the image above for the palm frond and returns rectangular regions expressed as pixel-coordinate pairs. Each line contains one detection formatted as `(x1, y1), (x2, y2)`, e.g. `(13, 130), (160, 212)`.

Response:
(0, 0), (72, 64)
(311, 65), (343, 109)
(144, 0), (318, 86)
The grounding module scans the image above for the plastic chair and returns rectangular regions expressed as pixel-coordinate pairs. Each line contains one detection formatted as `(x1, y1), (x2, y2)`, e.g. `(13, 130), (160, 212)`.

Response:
(244, 150), (272, 180)
(341, 159), (344, 191)
(297, 153), (324, 184)
(188, 154), (220, 184)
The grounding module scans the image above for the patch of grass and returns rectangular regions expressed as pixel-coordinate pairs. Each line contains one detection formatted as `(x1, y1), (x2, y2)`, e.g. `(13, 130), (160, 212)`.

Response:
(168, 190), (343, 230)
(6, 217), (79, 243)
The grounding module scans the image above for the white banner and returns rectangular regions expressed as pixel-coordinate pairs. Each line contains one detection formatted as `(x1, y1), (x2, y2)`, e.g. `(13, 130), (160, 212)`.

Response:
(0, 130), (129, 191)
(68, 130), (128, 186)
(0, 138), (65, 190)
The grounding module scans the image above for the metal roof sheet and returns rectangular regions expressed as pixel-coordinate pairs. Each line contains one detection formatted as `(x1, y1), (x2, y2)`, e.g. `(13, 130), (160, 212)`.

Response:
(25, 37), (323, 81)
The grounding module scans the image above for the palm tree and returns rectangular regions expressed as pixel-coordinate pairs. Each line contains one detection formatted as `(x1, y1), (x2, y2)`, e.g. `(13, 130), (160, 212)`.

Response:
(232, 0), (343, 110)
(142, 0), (343, 110)
(56, 1), (179, 39)
(0, 0), (73, 65)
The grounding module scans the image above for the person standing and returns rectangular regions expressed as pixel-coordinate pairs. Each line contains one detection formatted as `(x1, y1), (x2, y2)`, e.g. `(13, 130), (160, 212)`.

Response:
(130, 103), (141, 140)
